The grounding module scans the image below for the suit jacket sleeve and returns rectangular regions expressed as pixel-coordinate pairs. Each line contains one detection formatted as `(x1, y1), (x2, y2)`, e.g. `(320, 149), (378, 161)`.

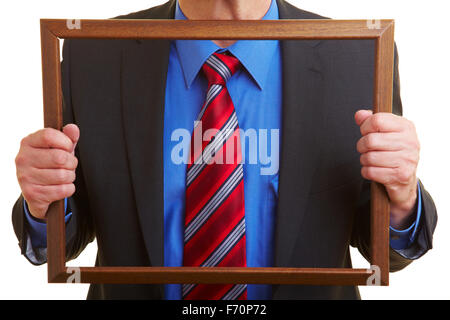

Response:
(350, 44), (438, 272)
(11, 39), (95, 265)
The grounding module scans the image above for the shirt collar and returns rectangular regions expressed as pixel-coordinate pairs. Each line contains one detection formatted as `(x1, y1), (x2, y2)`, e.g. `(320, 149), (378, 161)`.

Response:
(174, 0), (279, 90)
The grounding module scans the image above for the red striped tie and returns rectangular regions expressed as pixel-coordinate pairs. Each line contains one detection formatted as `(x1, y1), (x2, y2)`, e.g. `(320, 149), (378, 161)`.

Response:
(183, 52), (247, 300)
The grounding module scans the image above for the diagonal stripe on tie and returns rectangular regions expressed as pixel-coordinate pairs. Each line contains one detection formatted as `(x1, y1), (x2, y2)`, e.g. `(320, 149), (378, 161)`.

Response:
(184, 164), (243, 243)
(183, 51), (247, 300)
(187, 111), (239, 186)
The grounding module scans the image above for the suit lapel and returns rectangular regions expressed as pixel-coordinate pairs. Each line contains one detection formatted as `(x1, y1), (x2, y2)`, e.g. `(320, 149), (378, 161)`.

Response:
(121, 39), (171, 268)
(121, 0), (175, 268)
(120, 0), (176, 269)
(274, 0), (326, 267)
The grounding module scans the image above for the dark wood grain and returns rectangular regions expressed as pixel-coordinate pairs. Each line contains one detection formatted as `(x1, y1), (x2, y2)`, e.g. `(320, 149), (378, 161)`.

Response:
(41, 19), (394, 286)
(41, 23), (66, 282)
(370, 22), (395, 285)
(55, 267), (372, 286)
(42, 19), (392, 40)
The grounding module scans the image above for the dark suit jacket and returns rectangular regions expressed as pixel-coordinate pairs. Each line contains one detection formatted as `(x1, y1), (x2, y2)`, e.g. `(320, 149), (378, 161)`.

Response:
(12, 0), (437, 299)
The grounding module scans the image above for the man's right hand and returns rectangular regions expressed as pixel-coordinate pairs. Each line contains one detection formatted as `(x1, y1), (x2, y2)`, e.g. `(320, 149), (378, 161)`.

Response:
(15, 124), (80, 220)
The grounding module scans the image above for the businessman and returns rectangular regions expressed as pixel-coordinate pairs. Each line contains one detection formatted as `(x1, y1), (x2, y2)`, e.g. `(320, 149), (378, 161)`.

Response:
(13, 0), (437, 299)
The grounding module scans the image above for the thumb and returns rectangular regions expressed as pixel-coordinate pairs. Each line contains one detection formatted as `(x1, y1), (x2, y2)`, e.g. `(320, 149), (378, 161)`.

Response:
(62, 124), (80, 154)
(355, 109), (373, 127)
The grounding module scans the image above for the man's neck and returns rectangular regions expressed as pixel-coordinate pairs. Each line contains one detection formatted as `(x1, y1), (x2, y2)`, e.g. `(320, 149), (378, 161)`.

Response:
(179, 0), (272, 48)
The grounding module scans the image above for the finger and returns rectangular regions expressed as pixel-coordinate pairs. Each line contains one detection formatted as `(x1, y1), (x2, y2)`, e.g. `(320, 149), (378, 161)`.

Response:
(25, 128), (74, 152)
(359, 112), (406, 135)
(22, 183), (75, 205)
(62, 124), (80, 153)
(26, 168), (76, 185)
(356, 132), (406, 154)
(360, 151), (402, 168)
(361, 166), (397, 185)
(25, 148), (78, 170)
(354, 109), (373, 127)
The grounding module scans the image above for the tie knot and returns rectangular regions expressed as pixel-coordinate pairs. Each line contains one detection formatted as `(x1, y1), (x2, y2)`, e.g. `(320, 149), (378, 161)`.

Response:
(202, 52), (241, 86)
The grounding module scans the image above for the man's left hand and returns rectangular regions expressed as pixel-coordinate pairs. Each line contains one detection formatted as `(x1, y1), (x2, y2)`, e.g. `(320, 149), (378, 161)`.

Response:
(355, 110), (420, 229)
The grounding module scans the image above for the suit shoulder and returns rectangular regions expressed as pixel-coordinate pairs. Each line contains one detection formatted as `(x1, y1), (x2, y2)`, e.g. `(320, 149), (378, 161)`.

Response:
(63, 1), (174, 61)
(280, 0), (330, 20)
(113, 0), (175, 20)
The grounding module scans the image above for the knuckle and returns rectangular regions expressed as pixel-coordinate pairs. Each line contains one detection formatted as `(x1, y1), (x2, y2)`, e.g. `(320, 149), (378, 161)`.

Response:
(359, 154), (365, 166)
(366, 134), (377, 149)
(405, 140), (420, 162)
(372, 114), (384, 130)
(395, 167), (411, 183)
(360, 153), (372, 166)
(356, 140), (362, 153)
(365, 167), (373, 179)
(367, 167), (379, 180)
(361, 167), (366, 179)
(404, 151), (419, 165)
(60, 184), (76, 198)
(408, 164), (417, 177)
(52, 185), (66, 200)
(361, 166), (371, 180)
(54, 169), (68, 183)
(20, 137), (28, 148)
(70, 183), (76, 195)
(69, 171), (76, 183)
(365, 152), (376, 164)
(16, 171), (28, 185)
(57, 170), (76, 183)
(15, 154), (25, 166)
(52, 150), (68, 166)
(68, 155), (79, 170)
(22, 184), (38, 201)
(41, 128), (56, 144)
(356, 139), (365, 153)
(21, 186), (31, 199)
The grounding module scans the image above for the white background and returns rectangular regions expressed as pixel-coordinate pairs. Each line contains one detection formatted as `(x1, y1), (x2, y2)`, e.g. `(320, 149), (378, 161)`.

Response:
(0, 0), (448, 300)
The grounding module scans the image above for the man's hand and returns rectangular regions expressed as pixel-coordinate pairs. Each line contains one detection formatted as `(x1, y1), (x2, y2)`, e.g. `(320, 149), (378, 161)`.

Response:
(355, 110), (420, 229)
(15, 124), (80, 220)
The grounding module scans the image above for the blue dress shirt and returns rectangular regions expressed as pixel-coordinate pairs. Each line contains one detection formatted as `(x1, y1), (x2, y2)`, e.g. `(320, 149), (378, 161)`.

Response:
(163, 0), (281, 299)
(24, 0), (422, 300)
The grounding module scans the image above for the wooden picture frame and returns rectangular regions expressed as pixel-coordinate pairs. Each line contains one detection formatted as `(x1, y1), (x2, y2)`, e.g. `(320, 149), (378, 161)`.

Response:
(41, 19), (394, 286)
